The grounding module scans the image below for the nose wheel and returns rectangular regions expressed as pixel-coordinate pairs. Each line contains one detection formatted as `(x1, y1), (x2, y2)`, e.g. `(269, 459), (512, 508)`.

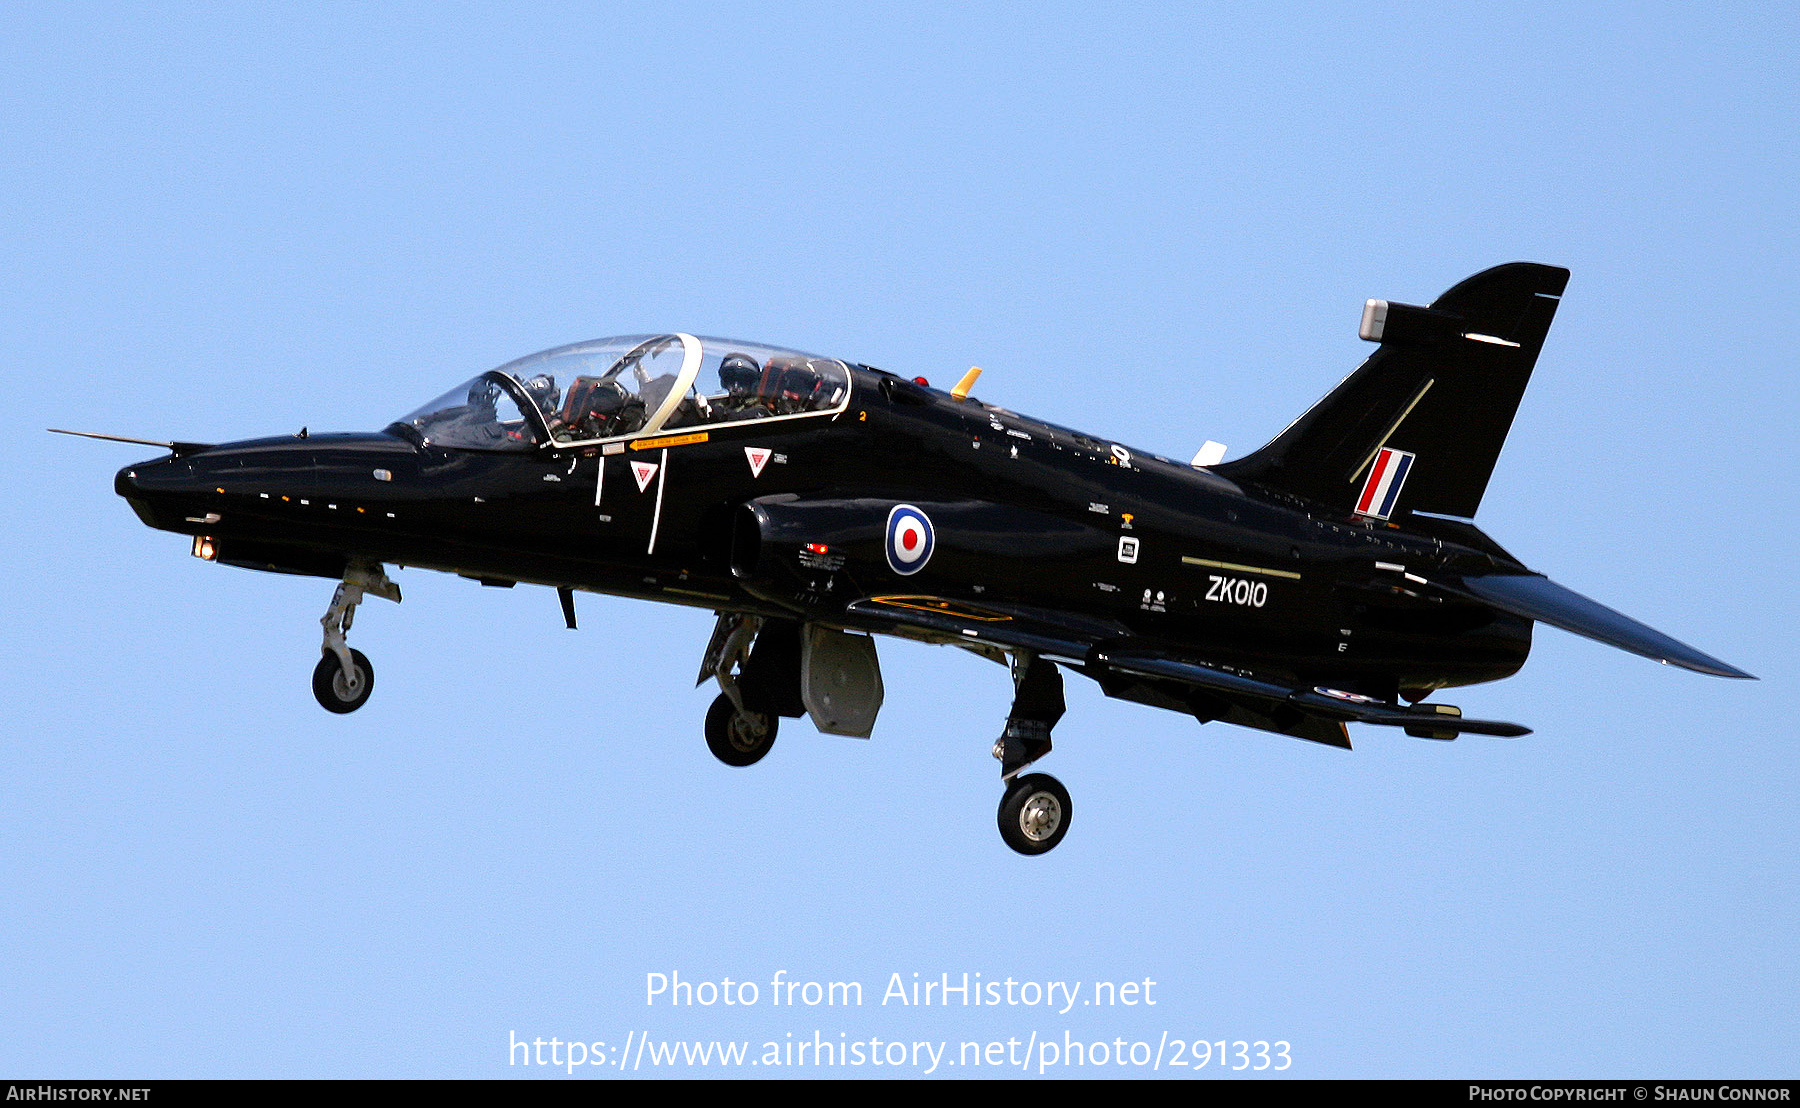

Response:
(313, 648), (374, 713)
(997, 773), (1071, 855)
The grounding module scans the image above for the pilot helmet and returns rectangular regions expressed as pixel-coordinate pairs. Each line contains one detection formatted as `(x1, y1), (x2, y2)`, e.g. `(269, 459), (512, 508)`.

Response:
(719, 354), (761, 394)
(521, 373), (558, 413)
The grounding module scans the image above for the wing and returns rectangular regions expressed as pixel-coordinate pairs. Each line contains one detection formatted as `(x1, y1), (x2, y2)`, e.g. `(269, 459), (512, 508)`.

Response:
(844, 595), (1531, 748)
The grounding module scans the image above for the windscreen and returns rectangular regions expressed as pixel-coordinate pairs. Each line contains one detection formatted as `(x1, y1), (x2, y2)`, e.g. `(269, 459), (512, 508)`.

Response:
(396, 374), (541, 451)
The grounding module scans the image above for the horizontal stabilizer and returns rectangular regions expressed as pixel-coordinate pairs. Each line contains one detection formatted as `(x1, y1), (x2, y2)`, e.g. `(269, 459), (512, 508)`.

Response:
(1455, 573), (1754, 679)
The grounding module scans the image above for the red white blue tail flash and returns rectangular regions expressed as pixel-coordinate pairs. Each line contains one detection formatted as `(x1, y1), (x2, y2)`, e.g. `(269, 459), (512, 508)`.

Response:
(1355, 447), (1415, 520)
(885, 504), (935, 575)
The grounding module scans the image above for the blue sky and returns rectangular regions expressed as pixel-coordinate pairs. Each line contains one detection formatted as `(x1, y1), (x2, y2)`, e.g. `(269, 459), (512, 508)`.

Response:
(3, 1), (1795, 1078)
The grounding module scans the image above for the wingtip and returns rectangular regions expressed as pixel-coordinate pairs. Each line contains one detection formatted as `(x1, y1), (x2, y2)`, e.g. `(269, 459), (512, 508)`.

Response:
(1665, 656), (1757, 681)
(1707, 662), (1757, 680)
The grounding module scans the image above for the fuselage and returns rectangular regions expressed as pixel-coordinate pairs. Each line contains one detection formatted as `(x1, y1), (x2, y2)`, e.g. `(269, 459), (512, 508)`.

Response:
(117, 358), (1531, 700)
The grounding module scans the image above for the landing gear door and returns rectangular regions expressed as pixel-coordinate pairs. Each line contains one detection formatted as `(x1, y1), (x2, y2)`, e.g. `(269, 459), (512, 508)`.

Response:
(801, 625), (884, 737)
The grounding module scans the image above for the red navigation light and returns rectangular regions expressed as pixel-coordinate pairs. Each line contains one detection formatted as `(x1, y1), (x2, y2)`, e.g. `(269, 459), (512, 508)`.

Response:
(912, 377), (930, 386)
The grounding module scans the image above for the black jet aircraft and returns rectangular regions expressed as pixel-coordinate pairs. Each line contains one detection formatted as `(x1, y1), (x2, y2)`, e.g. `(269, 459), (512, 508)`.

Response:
(64, 262), (1752, 854)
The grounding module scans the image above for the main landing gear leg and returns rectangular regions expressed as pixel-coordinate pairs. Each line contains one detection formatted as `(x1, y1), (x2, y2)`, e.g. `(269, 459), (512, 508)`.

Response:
(312, 563), (400, 714)
(993, 652), (1064, 780)
(697, 613), (777, 766)
(992, 652), (1072, 854)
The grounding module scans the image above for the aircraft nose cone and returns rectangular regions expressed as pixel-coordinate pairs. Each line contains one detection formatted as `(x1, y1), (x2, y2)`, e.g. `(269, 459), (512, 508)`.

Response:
(115, 456), (186, 497)
(114, 455), (200, 529)
(114, 463), (142, 498)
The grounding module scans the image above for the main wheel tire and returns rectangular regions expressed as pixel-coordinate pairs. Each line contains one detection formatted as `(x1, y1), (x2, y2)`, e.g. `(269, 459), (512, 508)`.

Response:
(705, 693), (777, 766)
(997, 773), (1071, 855)
(313, 648), (374, 714)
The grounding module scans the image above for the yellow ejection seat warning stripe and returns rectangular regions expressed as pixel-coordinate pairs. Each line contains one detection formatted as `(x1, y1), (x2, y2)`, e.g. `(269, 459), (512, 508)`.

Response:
(632, 431), (709, 451)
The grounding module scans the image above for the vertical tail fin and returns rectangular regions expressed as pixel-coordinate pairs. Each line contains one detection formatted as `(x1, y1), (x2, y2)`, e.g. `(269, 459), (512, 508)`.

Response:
(1215, 262), (1569, 519)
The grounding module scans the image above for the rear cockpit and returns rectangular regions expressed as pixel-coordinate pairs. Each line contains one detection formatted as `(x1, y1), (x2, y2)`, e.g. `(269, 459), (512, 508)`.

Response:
(391, 334), (852, 451)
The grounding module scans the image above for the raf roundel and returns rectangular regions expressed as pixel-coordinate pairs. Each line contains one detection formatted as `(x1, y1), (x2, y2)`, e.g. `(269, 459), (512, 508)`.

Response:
(885, 504), (935, 576)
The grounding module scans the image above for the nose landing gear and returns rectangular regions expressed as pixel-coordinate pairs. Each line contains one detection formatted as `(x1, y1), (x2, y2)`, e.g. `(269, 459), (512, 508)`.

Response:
(313, 564), (400, 714)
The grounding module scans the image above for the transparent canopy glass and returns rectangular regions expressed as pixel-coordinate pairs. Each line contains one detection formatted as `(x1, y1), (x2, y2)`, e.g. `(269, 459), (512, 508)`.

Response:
(394, 335), (853, 449)
(659, 338), (851, 434)
(395, 374), (541, 451)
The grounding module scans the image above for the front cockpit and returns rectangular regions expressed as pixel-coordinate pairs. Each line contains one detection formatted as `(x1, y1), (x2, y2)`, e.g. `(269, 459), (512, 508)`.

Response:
(390, 334), (853, 451)
(392, 373), (542, 451)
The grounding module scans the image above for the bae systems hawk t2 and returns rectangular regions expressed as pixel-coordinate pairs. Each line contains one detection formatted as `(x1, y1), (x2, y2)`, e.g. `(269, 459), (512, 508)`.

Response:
(65, 263), (1752, 854)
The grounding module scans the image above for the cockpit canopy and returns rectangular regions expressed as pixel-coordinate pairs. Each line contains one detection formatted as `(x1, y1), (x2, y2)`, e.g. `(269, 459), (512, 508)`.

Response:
(393, 334), (852, 451)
